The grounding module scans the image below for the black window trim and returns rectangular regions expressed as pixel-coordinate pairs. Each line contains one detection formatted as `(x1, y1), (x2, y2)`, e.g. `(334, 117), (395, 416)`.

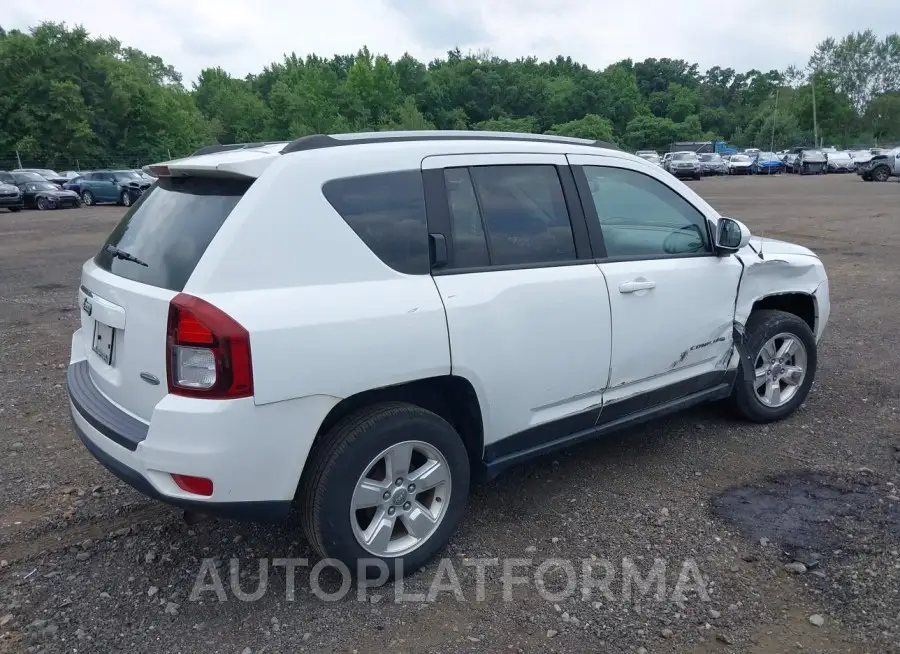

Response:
(571, 164), (718, 263)
(425, 163), (594, 276)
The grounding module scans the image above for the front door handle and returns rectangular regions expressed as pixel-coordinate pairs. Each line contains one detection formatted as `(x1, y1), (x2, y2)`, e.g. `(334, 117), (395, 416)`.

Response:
(619, 280), (656, 294)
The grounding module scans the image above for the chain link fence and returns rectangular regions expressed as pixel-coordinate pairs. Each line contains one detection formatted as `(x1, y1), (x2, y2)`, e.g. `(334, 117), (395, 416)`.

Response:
(0, 151), (184, 173)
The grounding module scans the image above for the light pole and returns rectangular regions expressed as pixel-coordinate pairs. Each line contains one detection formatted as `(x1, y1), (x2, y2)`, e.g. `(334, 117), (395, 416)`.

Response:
(770, 87), (779, 152)
(811, 71), (819, 148)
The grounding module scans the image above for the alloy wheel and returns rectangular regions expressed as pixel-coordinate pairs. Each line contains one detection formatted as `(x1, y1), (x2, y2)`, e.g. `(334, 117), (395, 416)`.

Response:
(753, 332), (808, 408)
(350, 440), (452, 557)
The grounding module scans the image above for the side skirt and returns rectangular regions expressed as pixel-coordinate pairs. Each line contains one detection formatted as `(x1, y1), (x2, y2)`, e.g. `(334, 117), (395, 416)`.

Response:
(478, 370), (737, 482)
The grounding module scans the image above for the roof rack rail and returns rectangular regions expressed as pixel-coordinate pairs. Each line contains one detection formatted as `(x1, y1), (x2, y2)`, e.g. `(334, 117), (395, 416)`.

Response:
(279, 131), (620, 155)
(190, 141), (284, 157)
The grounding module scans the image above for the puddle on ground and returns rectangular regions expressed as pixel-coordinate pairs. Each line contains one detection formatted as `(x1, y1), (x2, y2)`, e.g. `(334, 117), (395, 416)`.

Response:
(711, 470), (900, 557)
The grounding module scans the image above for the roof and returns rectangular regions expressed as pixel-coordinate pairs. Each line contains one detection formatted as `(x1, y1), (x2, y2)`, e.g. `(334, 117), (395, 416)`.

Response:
(188, 131), (621, 158)
(164, 130), (635, 180)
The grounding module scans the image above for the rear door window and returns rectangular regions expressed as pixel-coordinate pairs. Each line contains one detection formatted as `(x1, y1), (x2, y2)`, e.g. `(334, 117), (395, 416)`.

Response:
(323, 170), (429, 275)
(469, 165), (577, 266)
(444, 168), (490, 268)
(94, 176), (251, 291)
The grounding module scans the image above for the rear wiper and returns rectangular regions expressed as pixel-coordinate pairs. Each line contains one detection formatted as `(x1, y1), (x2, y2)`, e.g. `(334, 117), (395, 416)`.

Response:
(104, 245), (148, 267)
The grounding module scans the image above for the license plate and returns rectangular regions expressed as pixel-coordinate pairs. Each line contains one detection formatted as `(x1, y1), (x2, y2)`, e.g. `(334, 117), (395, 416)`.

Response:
(92, 321), (115, 365)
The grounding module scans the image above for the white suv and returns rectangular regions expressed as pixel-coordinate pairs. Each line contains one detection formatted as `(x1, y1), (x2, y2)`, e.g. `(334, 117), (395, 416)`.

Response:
(67, 131), (830, 576)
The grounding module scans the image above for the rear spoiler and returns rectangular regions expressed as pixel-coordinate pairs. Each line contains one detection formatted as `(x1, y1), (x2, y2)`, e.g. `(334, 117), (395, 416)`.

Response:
(189, 141), (284, 156)
(143, 149), (280, 180)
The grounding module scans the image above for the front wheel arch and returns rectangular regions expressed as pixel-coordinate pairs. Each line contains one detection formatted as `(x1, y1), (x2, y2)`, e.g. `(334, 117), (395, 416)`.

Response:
(872, 165), (891, 182)
(750, 293), (816, 334)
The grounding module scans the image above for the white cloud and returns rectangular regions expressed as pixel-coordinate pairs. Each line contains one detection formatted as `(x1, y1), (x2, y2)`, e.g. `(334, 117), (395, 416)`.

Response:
(5, 0), (899, 83)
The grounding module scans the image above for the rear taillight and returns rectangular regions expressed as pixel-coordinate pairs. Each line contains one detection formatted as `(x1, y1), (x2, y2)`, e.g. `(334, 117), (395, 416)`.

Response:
(166, 294), (253, 399)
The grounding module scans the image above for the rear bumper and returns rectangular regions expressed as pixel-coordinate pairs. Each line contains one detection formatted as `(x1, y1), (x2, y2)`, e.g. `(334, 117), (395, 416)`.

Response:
(66, 326), (334, 520)
(71, 416), (290, 521)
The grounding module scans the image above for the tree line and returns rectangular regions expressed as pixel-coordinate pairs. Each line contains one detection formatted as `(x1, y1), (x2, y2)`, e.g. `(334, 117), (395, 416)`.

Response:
(1, 22), (898, 170)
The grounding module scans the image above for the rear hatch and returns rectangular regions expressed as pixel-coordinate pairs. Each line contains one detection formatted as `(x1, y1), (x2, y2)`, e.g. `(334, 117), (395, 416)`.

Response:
(77, 175), (252, 422)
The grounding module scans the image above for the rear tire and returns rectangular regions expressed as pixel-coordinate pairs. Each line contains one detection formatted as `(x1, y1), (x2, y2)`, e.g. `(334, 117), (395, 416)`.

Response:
(731, 310), (817, 423)
(8, 207), (20, 213)
(299, 403), (470, 579)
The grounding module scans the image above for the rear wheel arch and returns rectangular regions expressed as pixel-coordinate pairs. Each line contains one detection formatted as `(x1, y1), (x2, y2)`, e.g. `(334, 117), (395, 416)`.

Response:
(750, 292), (816, 334)
(306, 375), (485, 481)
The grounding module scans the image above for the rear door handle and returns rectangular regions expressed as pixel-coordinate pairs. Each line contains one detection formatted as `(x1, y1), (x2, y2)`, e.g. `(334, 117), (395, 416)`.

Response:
(619, 280), (656, 294)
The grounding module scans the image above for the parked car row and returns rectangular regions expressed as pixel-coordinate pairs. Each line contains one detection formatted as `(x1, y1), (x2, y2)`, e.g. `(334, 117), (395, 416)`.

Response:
(0, 168), (155, 212)
(636, 145), (898, 181)
(63, 170), (153, 207)
(0, 170), (81, 211)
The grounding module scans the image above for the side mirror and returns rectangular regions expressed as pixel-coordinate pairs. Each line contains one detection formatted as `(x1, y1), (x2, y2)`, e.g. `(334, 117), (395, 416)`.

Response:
(715, 217), (751, 254)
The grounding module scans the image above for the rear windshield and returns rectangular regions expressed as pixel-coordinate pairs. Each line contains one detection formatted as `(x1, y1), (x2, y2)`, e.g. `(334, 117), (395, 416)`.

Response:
(94, 176), (251, 291)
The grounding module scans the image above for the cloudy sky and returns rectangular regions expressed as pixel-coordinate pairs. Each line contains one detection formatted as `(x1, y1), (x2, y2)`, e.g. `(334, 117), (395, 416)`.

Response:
(6, 1), (898, 84)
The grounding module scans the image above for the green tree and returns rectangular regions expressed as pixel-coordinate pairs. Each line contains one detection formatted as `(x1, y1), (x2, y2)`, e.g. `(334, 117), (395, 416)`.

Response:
(623, 115), (679, 150)
(0, 22), (894, 168)
(546, 114), (615, 142)
(810, 30), (900, 112)
(473, 116), (537, 132)
(863, 92), (900, 144)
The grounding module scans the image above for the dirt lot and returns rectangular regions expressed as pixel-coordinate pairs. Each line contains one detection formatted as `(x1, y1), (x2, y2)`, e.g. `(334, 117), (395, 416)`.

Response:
(1, 174), (898, 654)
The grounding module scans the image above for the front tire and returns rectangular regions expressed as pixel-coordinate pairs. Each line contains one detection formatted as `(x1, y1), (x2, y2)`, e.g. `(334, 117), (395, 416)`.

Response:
(8, 207), (21, 213)
(299, 403), (470, 579)
(81, 190), (94, 206)
(121, 191), (132, 207)
(872, 166), (890, 182)
(36, 197), (48, 211)
(732, 310), (817, 423)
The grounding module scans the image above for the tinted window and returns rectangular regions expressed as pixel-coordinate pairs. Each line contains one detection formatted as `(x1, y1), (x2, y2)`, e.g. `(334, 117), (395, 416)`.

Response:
(583, 166), (711, 258)
(444, 168), (489, 268)
(469, 165), (576, 266)
(94, 177), (251, 291)
(323, 170), (429, 275)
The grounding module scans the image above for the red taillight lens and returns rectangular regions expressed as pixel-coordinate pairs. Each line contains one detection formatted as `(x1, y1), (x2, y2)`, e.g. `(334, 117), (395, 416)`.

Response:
(171, 474), (214, 496)
(166, 293), (253, 399)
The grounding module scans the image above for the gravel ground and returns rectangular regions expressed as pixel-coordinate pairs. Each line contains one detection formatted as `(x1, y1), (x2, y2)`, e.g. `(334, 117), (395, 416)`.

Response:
(1, 174), (898, 654)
